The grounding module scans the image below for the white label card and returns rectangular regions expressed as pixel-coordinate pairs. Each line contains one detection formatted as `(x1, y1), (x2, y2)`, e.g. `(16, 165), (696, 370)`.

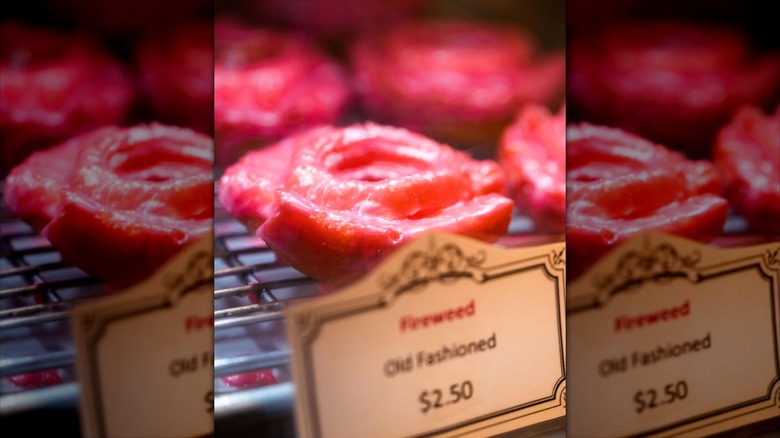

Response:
(567, 232), (780, 437)
(287, 231), (566, 438)
(72, 235), (214, 438)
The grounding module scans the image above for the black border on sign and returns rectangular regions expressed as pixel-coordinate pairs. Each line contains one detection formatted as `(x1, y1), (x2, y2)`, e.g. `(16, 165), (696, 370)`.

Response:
(296, 240), (566, 438)
(569, 241), (780, 437)
(79, 249), (213, 438)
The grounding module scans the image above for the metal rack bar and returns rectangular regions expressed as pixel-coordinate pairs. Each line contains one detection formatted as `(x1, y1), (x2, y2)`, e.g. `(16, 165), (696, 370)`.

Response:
(0, 196), (100, 420)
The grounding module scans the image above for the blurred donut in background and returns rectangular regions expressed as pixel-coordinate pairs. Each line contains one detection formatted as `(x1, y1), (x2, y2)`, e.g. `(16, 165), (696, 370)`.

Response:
(0, 21), (135, 169)
(214, 20), (350, 167)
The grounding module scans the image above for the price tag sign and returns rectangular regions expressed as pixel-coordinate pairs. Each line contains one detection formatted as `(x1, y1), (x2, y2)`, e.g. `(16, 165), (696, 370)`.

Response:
(567, 232), (780, 437)
(287, 231), (566, 437)
(72, 235), (214, 438)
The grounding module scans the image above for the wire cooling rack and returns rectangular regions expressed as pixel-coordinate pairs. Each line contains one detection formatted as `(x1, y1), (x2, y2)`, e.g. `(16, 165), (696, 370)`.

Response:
(0, 192), (105, 433)
(212, 198), (317, 437)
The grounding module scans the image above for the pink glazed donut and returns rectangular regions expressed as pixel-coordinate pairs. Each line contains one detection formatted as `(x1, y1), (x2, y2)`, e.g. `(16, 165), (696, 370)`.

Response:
(214, 20), (350, 167)
(351, 20), (564, 148)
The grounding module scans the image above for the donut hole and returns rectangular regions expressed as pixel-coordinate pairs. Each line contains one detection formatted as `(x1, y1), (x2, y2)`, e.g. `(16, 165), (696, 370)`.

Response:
(109, 139), (210, 182)
(324, 138), (431, 181)
(0, 25), (77, 68)
(416, 28), (501, 51)
(2, 42), (77, 70)
(216, 34), (284, 68)
(604, 22), (745, 71)
(389, 23), (531, 72)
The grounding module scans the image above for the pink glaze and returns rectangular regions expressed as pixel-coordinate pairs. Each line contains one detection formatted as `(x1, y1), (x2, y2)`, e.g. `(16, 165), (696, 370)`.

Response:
(499, 105), (566, 232)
